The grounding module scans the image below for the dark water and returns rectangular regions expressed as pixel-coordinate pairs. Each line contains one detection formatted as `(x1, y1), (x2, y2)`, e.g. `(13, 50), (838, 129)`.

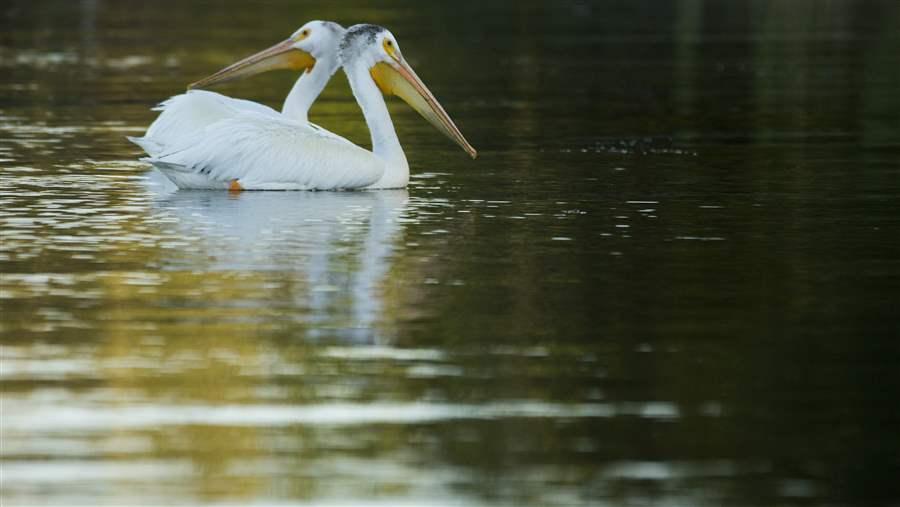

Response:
(2, 0), (900, 505)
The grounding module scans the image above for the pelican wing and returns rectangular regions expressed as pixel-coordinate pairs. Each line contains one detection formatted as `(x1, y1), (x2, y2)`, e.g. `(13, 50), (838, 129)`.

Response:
(146, 112), (385, 190)
(130, 90), (280, 157)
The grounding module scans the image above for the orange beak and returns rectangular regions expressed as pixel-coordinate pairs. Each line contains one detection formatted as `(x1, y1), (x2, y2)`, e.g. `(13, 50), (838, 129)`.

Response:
(188, 38), (316, 90)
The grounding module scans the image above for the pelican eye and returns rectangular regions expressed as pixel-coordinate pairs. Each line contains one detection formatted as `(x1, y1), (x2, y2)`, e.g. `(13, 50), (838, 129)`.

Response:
(383, 38), (398, 57)
(295, 29), (310, 41)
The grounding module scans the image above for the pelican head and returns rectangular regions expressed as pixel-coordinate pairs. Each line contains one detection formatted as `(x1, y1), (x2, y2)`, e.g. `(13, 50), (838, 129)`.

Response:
(340, 24), (477, 159)
(188, 20), (345, 90)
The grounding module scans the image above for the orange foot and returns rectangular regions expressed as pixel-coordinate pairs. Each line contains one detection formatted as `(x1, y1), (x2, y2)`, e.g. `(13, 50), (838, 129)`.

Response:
(229, 179), (243, 192)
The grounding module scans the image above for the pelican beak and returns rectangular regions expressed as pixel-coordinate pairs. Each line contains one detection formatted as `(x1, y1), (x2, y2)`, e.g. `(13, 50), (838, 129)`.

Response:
(370, 55), (477, 159)
(188, 39), (316, 90)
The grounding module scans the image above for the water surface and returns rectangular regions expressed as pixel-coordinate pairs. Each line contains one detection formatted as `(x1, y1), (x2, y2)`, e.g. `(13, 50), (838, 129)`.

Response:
(2, 1), (900, 505)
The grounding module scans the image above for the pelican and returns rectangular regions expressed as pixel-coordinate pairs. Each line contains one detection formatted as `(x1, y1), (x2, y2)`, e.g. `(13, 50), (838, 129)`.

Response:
(129, 20), (346, 189)
(139, 24), (476, 191)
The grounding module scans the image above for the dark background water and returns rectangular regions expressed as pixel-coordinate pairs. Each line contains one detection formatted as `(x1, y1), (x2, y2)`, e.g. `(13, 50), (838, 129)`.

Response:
(2, 1), (899, 505)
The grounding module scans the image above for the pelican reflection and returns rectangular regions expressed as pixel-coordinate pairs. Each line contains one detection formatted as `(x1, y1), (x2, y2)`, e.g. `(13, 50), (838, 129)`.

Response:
(149, 179), (408, 344)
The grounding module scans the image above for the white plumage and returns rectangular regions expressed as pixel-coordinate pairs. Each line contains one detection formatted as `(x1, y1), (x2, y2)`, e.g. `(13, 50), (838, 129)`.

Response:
(146, 112), (382, 190)
(139, 90), (278, 153)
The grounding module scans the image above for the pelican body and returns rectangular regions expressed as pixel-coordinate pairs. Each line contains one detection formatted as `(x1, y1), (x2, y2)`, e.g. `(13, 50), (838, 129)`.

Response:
(133, 23), (476, 191)
(130, 21), (346, 189)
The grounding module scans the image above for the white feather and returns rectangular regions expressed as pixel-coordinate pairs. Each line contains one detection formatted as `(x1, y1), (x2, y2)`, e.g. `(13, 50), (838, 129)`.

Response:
(147, 112), (386, 190)
(129, 90), (278, 157)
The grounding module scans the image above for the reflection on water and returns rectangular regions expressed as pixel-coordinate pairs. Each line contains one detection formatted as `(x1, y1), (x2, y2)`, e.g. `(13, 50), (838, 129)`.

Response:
(3, 0), (900, 506)
(151, 175), (409, 343)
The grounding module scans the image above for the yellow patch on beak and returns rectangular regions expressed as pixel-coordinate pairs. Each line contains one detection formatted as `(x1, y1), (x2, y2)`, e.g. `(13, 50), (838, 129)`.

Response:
(370, 60), (477, 159)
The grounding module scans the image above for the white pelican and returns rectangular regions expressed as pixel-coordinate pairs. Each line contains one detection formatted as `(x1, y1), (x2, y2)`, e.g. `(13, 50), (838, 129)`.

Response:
(129, 20), (347, 189)
(140, 24), (476, 191)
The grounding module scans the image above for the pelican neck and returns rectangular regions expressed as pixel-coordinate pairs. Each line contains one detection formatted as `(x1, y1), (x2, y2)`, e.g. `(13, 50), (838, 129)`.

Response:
(344, 60), (409, 188)
(282, 60), (334, 123)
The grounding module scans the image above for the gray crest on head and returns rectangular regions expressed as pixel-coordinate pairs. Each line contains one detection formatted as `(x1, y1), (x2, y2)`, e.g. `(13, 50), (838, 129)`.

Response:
(339, 24), (386, 63)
